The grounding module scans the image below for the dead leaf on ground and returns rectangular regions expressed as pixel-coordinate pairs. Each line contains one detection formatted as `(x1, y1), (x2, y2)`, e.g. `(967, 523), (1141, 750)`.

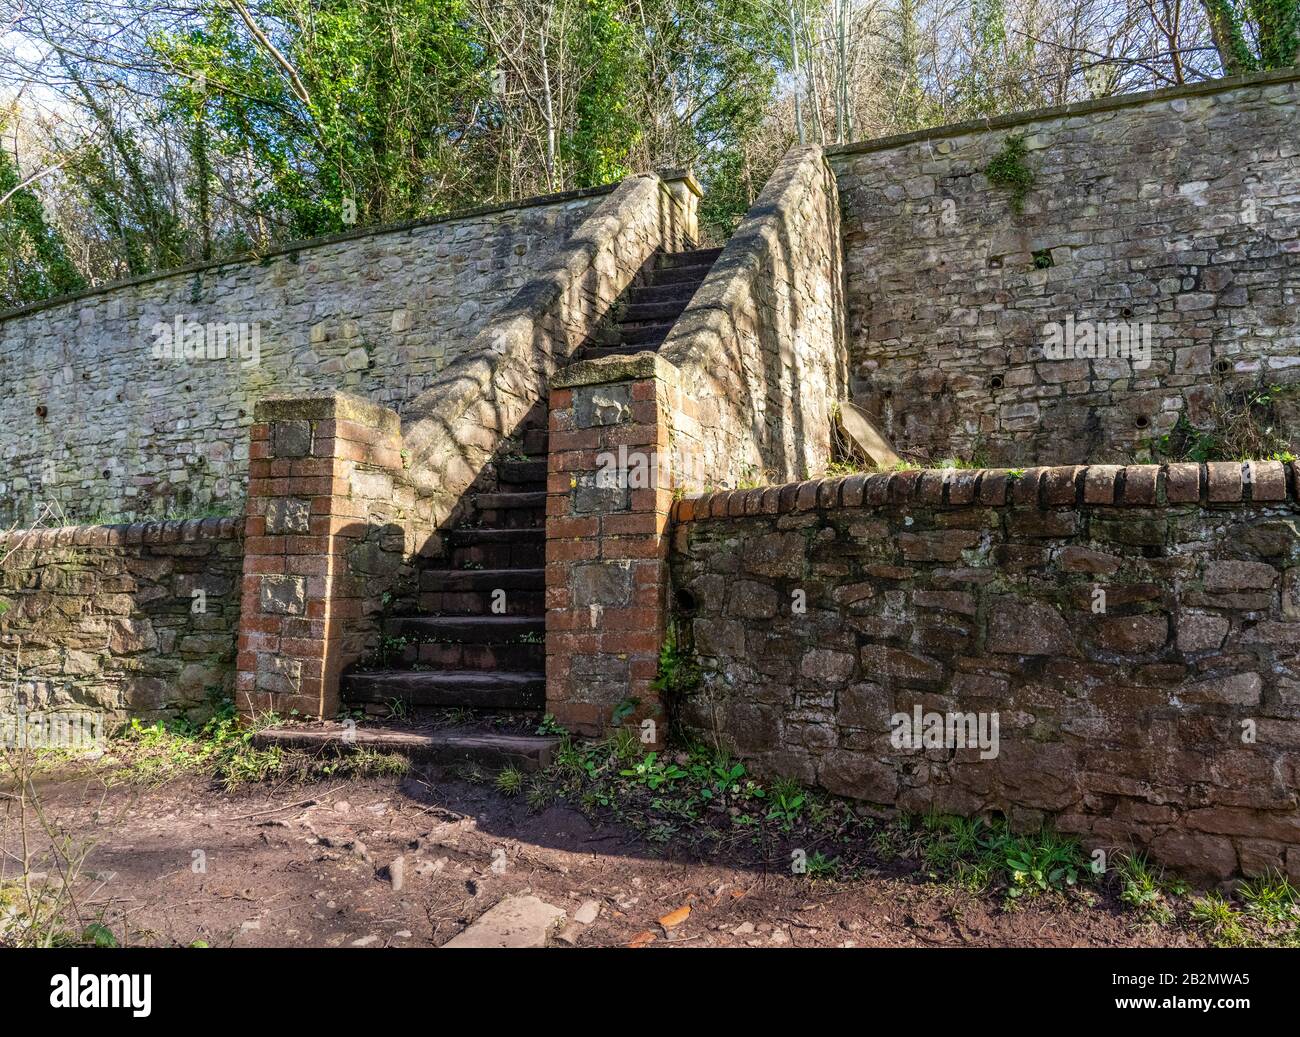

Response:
(659, 905), (690, 929)
(627, 930), (656, 948)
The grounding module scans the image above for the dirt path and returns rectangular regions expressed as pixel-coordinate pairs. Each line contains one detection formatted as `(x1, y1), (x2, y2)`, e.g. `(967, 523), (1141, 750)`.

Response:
(2, 763), (1201, 948)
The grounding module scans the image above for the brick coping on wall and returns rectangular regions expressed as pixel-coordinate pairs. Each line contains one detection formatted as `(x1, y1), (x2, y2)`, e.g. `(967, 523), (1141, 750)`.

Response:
(674, 461), (1300, 523)
(825, 66), (1300, 161)
(0, 516), (241, 549)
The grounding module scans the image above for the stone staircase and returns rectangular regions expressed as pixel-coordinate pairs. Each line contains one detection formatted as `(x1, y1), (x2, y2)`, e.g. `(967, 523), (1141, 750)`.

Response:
(343, 425), (549, 717)
(264, 246), (721, 769)
(577, 247), (721, 361)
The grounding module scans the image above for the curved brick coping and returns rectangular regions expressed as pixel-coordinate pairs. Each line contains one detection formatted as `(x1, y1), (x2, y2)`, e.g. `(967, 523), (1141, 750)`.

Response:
(674, 461), (1300, 523)
(0, 516), (241, 550)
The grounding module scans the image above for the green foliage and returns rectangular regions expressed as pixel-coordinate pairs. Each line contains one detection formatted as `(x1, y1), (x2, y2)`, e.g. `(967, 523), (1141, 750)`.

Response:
(915, 814), (1089, 899)
(116, 698), (406, 789)
(652, 624), (700, 699)
(1113, 852), (1181, 923)
(1239, 869), (1299, 925)
(0, 123), (85, 308)
(765, 781), (807, 830)
(82, 923), (119, 948)
(1190, 891), (1249, 946)
(986, 132), (1035, 214)
(1153, 384), (1297, 462)
(1004, 829), (1085, 897)
(1203, 0), (1300, 75)
(620, 750), (687, 790)
(495, 765), (525, 796)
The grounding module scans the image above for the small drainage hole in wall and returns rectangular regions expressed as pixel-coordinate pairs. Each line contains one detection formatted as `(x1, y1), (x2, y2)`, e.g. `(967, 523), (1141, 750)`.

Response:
(990, 375), (1005, 391)
(1135, 414), (1151, 429)
(1214, 358), (1233, 375)
(675, 588), (698, 614)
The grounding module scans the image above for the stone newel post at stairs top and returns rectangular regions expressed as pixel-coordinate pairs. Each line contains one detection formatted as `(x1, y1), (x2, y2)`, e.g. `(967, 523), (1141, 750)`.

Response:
(656, 167), (702, 245)
(544, 353), (702, 742)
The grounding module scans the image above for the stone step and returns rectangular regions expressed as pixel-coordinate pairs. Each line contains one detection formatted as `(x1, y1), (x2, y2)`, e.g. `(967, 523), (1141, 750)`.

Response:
(498, 459), (547, 485)
(616, 321), (675, 346)
(474, 490), (546, 511)
(398, 639), (544, 671)
(581, 343), (657, 360)
(620, 299), (692, 323)
(253, 723), (560, 771)
(646, 262), (712, 286)
(655, 247), (723, 269)
(521, 429), (549, 456)
(418, 589), (544, 615)
(624, 282), (701, 306)
(419, 567), (544, 592)
(448, 527), (545, 568)
(343, 669), (545, 709)
(448, 531), (544, 569)
(384, 614), (544, 642)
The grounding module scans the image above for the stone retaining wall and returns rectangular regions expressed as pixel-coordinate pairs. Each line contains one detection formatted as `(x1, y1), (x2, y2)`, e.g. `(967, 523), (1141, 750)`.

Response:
(0, 187), (612, 526)
(0, 518), (243, 733)
(671, 463), (1300, 879)
(828, 69), (1300, 467)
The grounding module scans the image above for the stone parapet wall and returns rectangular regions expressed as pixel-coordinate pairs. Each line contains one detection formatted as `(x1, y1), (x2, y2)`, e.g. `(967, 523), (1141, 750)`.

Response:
(0, 187), (612, 526)
(0, 518), (242, 733)
(661, 145), (847, 488)
(828, 68), (1300, 467)
(670, 463), (1300, 879)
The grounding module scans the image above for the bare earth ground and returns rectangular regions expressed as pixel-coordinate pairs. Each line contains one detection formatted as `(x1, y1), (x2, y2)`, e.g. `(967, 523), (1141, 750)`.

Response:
(2, 760), (1207, 948)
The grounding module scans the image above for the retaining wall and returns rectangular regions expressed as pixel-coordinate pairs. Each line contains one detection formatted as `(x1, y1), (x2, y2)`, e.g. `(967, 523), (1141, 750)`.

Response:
(671, 462), (1300, 879)
(828, 69), (1300, 467)
(0, 518), (243, 732)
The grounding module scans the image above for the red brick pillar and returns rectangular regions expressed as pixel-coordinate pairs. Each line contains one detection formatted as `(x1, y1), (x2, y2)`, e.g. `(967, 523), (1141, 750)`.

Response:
(237, 392), (407, 718)
(545, 354), (698, 740)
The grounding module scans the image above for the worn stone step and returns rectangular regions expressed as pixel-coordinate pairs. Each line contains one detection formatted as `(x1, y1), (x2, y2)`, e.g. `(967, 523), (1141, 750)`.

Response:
(400, 639), (544, 671)
(620, 299), (691, 323)
(448, 527), (545, 567)
(419, 567), (544, 592)
(521, 429), (549, 456)
(253, 723), (560, 771)
(616, 321), (675, 345)
(418, 588), (544, 615)
(474, 490), (546, 511)
(625, 282), (700, 306)
(469, 506), (544, 529)
(581, 343), (658, 360)
(449, 535), (544, 569)
(646, 263), (712, 286)
(656, 247), (723, 269)
(343, 669), (545, 709)
(498, 459), (547, 485)
(384, 614), (544, 642)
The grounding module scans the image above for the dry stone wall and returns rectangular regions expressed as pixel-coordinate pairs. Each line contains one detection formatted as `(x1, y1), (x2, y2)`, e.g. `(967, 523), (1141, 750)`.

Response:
(671, 463), (1300, 879)
(829, 69), (1300, 467)
(0, 518), (242, 733)
(0, 189), (610, 526)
